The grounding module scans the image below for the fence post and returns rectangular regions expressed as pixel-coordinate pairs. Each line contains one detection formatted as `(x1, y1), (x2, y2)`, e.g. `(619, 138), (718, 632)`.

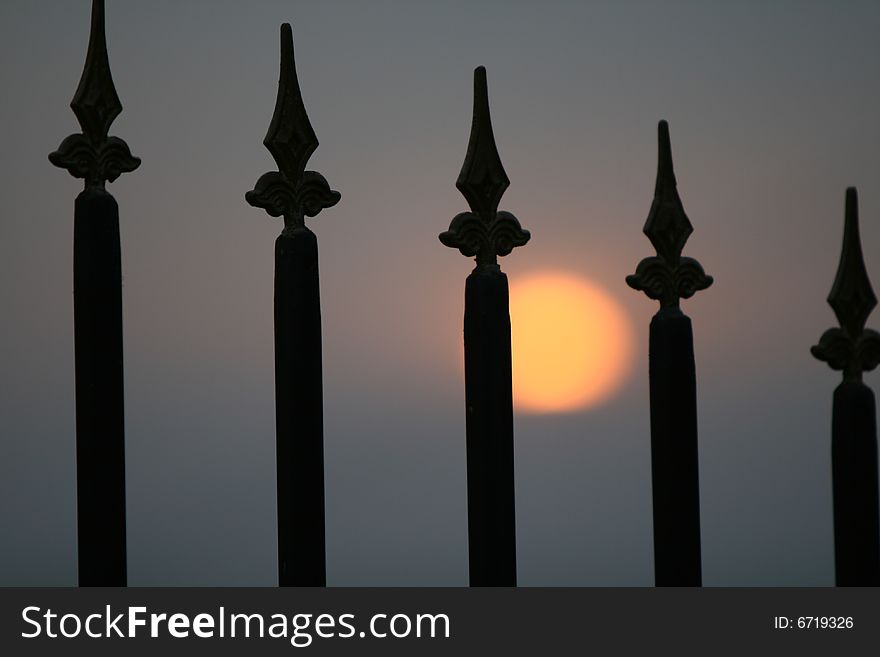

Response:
(246, 23), (339, 587)
(811, 187), (880, 586)
(626, 121), (712, 586)
(440, 67), (529, 586)
(48, 0), (139, 587)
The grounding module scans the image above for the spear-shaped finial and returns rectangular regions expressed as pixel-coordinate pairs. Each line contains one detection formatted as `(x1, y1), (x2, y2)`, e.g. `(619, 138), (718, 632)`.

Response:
(812, 188), (880, 382)
(246, 23), (340, 234)
(647, 120), (689, 260)
(49, 0), (140, 190)
(440, 67), (529, 269)
(626, 121), (712, 307)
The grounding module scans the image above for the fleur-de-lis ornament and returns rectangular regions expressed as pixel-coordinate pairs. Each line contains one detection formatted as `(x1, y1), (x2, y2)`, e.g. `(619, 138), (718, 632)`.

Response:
(246, 24), (340, 234)
(627, 121), (712, 307)
(812, 188), (880, 382)
(49, 0), (140, 189)
(440, 67), (529, 268)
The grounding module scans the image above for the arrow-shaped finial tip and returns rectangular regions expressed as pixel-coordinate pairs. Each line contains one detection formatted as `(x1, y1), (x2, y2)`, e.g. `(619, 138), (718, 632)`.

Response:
(92, 0), (105, 28)
(474, 66), (488, 104)
(842, 188), (860, 273)
(846, 187), (858, 221)
(655, 119), (676, 196)
(280, 23), (293, 62)
(84, 0), (108, 75)
(658, 119), (669, 147)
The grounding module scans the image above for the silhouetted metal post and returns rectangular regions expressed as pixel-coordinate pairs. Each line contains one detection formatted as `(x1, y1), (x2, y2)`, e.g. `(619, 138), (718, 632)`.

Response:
(246, 24), (339, 587)
(440, 67), (530, 586)
(627, 121), (712, 587)
(48, 0), (139, 587)
(811, 188), (880, 586)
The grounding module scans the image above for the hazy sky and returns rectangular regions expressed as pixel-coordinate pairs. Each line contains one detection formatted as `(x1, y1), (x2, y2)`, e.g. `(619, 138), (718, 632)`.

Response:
(1, 0), (879, 585)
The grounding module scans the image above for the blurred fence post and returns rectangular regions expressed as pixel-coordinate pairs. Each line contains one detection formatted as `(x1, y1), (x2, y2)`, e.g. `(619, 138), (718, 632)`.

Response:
(48, 0), (140, 587)
(626, 121), (712, 586)
(811, 187), (880, 586)
(440, 67), (530, 586)
(246, 23), (340, 587)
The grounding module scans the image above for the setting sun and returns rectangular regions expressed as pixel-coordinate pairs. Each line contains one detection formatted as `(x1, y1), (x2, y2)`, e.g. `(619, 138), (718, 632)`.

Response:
(509, 272), (635, 414)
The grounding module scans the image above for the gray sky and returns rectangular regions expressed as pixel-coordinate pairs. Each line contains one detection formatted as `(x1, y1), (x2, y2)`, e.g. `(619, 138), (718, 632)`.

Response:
(1, 0), (879, 585)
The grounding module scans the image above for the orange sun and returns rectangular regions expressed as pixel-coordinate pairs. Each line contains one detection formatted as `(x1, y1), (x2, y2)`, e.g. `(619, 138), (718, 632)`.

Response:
(509, 271), (635, 414)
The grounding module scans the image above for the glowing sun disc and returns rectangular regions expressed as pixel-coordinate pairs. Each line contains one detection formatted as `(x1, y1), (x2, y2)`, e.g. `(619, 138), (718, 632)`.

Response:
(509, 272), (634, 414)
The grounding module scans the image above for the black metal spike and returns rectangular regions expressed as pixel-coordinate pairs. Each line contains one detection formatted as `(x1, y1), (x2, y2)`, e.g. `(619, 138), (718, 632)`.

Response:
(812, 188), (880, 382)
(627, 120), (711, 307)
(456, 66), (510, 222)
(70, 0), (121, 141)
(264, 23), (319, 185)
(829, 188), (877, 338)
(644, 120), (693, 264)
(440, 67), (528, 269)
(246, 23), (339, 232)
(49, 0), (139, 189)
